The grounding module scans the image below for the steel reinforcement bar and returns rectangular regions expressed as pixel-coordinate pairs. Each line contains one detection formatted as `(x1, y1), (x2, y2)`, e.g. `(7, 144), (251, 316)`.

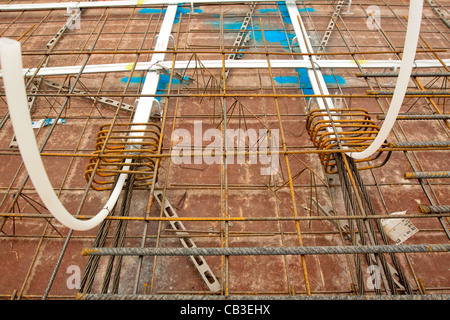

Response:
(418, 205), (450, 213)
(405, 171), (450, 179)
(74, 293), (450, 300)
(82, 244), (450, 256)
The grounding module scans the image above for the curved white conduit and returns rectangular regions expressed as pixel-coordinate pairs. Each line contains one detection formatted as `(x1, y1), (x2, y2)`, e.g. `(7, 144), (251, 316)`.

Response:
(0, 5), (175, 231)
(0, 38), (130, 231)
(347, 0), (423, 159)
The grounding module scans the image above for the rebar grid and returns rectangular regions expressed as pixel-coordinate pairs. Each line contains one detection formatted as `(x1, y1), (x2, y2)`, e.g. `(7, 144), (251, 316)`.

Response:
(0, 0), (449, 300)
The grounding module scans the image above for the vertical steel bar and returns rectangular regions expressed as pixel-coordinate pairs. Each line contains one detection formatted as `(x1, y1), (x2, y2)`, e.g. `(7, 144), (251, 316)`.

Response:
(259, 18), (311, 295)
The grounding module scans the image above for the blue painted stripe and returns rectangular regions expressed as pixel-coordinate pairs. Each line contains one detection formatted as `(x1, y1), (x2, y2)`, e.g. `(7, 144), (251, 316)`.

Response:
(121, 73), (188, 101)
(274, 68), (345, 99)
(139, 4), (202, 23)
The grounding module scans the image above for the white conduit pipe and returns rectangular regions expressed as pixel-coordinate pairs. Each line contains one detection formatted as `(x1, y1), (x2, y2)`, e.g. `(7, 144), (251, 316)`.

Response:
(0, 37), (128, 231)
(347, 0), (423, 159)
(0, 5), (176, 231)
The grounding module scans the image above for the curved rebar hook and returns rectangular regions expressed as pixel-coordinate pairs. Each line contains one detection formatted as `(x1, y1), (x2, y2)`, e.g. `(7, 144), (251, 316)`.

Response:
(0, 37), (129, 231)
(347, 0), (424, 160)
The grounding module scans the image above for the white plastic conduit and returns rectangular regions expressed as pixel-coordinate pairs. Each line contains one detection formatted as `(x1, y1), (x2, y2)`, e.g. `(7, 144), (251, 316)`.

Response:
(0, 4), (177, 231)
(0, 37), (127, 231)
(347, 0), (423, 159)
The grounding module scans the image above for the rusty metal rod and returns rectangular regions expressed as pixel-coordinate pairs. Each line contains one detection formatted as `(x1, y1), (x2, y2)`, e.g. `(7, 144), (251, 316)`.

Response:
(357, 71), (450, 78)
(74, 292), (450, 300)
(378, 114), (450, 120)
(1, 144), (449, 160)
(419, 205), (450, 213)
(404, 171), (450, 179)
(388, 140), (450, 148)
(0, 213), (450, 222)
(13, 92), (450, 99)
(2, 212), (449, 221)
(367, 89), (450, 96)
(19, 48), (446, 56)
(81, 243), (450, 257)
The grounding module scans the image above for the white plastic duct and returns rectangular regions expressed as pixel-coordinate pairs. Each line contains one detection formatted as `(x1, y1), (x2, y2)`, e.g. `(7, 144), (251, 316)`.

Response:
(347, 0), (424, 159)
(0, 37), (127, 231)
(0, 4), (177, 231)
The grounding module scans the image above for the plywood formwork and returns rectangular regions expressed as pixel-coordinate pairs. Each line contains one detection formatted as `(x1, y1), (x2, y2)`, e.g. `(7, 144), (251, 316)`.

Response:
(0, 0), (449, 300)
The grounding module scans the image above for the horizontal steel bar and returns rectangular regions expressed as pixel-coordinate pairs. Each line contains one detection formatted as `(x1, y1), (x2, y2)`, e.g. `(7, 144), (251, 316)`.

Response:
(378, 114), (450, 120)
(3, 212), (450, 221)
(81, 244), (450, 256)
(14, 92), (450, 100)
(368, 90), (450, 96)
(2, 212), (450, 222)
(405, 171), (450, 179)
(19, 49), (446, 57)
(1, 143), (448, 161)
(357, 71), (450, 78)
(388, 141), (450, 148)
(419, 205), (450, 213)
(75, 293), (450, 300)
(1, 144), (448, 159)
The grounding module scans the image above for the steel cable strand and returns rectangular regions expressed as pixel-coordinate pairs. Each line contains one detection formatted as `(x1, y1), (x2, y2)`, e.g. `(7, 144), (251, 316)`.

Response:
(79, 207), (115, 293)
(347, 157), (404, 294)
(335, 153), (369, 294)
(346, 156), (397, 293)
(102, 173), (135, 294)
(348, 157), (413, 294)
(336, 154), (398, 295)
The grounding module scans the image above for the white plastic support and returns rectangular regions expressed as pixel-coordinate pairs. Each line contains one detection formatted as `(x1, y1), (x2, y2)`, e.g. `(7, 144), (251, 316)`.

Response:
(189, 1), (199, 14)
(154, 34), (175, 48)
(169, 35), (175, 48)
(150, 99), (161, 119)
(290, 36), (298, 47)
(343, 0), (354, 15)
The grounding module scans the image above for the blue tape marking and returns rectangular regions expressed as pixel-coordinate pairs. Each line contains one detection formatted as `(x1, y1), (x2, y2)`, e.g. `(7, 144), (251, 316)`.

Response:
(139, 4), (202, 23)
(274, 69), (345, 99)
(258, 2), (315, 24)
(121, 73), (187, 101)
